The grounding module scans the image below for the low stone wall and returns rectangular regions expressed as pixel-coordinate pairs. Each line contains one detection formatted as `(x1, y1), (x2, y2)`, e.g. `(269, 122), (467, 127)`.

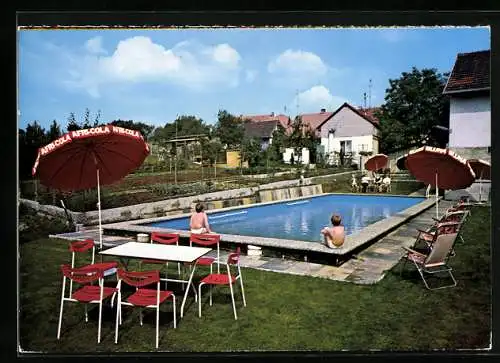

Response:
(19, 171), (354, 227)
(244, 170), (295, 179)
(19, 198), (83, 222)
(259, 185), (323, 203)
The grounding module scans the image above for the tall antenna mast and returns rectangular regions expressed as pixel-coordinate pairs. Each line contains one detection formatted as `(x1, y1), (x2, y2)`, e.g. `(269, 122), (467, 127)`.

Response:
(296, 89), (299, 118)
(363, 92), (367, 109)
(368, 79), (372, 109)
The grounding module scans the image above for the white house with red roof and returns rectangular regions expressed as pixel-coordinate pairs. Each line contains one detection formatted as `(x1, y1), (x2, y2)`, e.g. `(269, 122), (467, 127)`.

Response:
(300, 104), (381, 166)
(241, 104), (380, 165)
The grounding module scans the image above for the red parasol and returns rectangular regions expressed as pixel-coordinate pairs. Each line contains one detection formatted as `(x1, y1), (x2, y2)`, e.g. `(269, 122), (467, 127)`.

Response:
(364, 153), (389, 173)
(406, 146), (475, 218)
(396, 155), (408, 171)
(468, 159), (490, 180)
(32, 125), (150, 248)
(468, 159), (491, 202)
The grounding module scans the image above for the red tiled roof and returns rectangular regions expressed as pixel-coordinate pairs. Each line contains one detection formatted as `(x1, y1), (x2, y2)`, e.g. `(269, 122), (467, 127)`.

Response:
(243, 120), (278, 138)
(443, 50), (490, 94)
(299, 111), (334, 132)
(240, 113), (292, 132)
(356, 107), (381, 125)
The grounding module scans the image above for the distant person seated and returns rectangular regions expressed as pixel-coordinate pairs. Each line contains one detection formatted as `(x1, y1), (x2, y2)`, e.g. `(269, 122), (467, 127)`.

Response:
(351, 174), (360, 192)
(321, 214), (345, 248)
(381, 175), (391, 192)
(190, 203), (212, 234)
(361, 175), (370, 193)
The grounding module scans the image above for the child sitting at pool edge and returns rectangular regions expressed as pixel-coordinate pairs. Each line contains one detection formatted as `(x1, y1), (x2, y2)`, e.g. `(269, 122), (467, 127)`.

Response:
(321, 214), (345, 248)
(190, 202), (212, 234)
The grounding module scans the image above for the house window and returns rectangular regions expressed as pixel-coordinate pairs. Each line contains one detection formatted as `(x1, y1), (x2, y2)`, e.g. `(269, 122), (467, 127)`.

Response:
(340, 140), (352, 153)
(358, 144), (368, 151)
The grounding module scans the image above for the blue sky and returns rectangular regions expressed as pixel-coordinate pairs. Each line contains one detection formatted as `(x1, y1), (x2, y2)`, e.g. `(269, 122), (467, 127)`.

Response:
(18, 27), (490, 131)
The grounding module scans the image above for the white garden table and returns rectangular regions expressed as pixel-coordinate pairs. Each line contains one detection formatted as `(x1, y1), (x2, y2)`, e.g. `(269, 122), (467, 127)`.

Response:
(100, 242), (211, 318)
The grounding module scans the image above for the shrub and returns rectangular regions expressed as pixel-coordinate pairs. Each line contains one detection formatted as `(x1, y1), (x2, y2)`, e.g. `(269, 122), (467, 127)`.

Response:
(19, 207), (73, 244)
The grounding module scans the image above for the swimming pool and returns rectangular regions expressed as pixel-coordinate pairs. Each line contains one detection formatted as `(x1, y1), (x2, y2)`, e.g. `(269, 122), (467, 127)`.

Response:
(140, 194), (425, 243)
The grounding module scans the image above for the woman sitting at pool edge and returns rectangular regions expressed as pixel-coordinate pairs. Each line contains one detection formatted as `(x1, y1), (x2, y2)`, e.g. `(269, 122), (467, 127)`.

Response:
(321, 214), (345, 248)
(190, 202), (212, 234)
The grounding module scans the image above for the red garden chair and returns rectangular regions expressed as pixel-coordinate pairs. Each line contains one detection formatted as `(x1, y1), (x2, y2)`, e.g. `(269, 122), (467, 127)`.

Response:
(139, 232), (181, 289)
(68, 239), (119, 303)
(179, 234), (221, 301)
(57, 264), (118, 343)
(198, 247), (246, 320)
(114, 269), (176, 349)
(69, 239), (119, 273)
(189, 233), (221, 273)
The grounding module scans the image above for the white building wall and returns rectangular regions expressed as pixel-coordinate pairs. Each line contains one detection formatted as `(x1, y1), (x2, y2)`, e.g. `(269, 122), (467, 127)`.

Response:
(320, 135), (376, 154)
(449, 96), (490, 147)
(283, 147), (310, 164)
(319, 106), (377, 139)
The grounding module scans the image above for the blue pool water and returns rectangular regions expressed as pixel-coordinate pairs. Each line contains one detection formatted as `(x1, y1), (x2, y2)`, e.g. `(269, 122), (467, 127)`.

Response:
(142, 195), (424, 243)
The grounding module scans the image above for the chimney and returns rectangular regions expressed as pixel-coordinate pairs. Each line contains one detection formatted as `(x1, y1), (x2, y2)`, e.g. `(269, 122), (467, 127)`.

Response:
(320, 108), (326, 113)
(270, 112), (275, 117)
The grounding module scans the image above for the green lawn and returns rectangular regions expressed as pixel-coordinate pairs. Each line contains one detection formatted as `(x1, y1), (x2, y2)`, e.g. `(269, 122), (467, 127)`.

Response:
(19, 206), (490, 352)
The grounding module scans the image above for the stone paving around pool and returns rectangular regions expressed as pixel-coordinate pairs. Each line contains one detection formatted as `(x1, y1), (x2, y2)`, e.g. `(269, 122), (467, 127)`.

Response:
(49, 194), (464, 285)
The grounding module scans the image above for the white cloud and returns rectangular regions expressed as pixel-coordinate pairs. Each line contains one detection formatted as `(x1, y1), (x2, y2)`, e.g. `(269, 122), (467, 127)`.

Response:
(85, 36), (106, 54)
(63, 36), (244, 97)
(245, 69), (258, 83)
(99, 36), (182, 81)
(268, 49), (328, 77)
(211, 43), (241, 68)
(292, 85), (348, 113)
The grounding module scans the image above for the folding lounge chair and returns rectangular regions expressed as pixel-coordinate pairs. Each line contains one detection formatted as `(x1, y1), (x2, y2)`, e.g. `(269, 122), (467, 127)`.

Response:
(400, 232), (458, 290)
(413, 221), (461, 255)
(446, 198), (473, 218)
(422, 210), (468, 245)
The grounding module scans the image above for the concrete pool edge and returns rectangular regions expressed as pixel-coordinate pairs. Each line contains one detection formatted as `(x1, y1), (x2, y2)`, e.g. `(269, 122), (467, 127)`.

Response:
(102, 193), (436, 256)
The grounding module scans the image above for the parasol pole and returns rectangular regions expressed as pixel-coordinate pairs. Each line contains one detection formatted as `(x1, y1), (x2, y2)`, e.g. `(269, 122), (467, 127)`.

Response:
(435, 171), (439, 219)
(479, 170), (483, 202)
(97, 168), (103, 250)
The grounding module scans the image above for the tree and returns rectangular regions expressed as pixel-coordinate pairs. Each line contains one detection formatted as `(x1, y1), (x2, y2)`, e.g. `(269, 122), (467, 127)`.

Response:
(377, 67), (450, 153)
(152, 115), (210, 141)
(268, 124), (287, 163)
(66, 112), (81, 132)
(303, 126), (320, 164)
(66, 109), (103, 132)
(286, 116), (318, 165)
(214, 110), (244, 150)
(202, 139), (224, 166)
(82, 108), (92, 129)
(20, 121), (47, 179)
(47, 120), (62, 141)
(241, 137), (263, 167)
